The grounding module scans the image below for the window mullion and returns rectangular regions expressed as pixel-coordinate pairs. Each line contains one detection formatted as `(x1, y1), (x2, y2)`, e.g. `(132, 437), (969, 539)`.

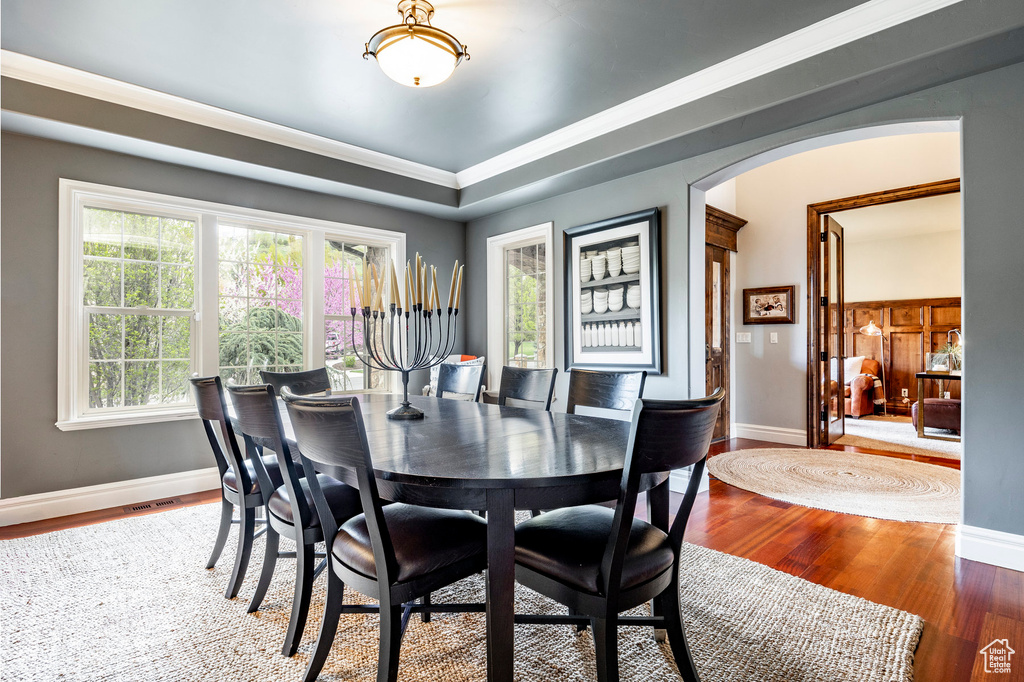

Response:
(198, 214), (219, 376)
(308, 231), (326, 371)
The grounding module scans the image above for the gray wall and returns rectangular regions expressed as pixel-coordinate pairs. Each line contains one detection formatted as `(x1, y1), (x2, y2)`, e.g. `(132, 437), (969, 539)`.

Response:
(0, 133), (465, 498)
(466, 61), (1024, 537)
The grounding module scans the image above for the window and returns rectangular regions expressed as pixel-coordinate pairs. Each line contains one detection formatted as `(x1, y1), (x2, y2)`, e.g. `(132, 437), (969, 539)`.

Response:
(58, 180), (404, 430)
(486, 223), (554, 387)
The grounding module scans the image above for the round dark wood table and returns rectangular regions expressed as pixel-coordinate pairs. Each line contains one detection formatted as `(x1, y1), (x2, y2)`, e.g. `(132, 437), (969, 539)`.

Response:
(269, 393), (669, 682)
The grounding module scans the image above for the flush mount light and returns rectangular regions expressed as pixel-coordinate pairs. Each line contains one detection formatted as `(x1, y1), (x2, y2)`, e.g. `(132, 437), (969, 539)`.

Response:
(364, 0), (469, 88)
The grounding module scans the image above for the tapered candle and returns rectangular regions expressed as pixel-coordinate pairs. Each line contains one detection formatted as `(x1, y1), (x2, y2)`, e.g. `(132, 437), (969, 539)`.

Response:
(371, 264), (380, 311)
(362, 256), (369, 308)
(433, 271), (441, 311)
(405, 262), (412, 311)
(427, 270), (435, 313)
(419, 262), (426, 309)
(454, 265), (464, 310)
(390, 260), (400, 306)
(415, 253), (421, 305)
(430, 266), (439, 311)
(447, 261), (458, 309)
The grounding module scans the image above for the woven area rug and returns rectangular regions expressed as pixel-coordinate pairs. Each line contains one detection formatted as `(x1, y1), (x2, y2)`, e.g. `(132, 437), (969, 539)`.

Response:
(1, 504), (923, 682)
(838, 415), (961, 460)
(708, 448), (960, 524)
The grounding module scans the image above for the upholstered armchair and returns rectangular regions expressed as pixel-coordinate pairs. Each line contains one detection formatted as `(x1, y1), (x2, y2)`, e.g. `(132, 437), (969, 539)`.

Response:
(845, 358), (881, 418)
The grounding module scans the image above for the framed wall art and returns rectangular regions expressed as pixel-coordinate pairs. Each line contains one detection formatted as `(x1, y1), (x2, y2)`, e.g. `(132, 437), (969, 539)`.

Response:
(563, 208), (662, 373)
(742, 285), (796, 324)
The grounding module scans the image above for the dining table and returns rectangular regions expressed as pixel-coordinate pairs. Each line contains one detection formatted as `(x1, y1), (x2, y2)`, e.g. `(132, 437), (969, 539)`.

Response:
(252, 392), (670, 682)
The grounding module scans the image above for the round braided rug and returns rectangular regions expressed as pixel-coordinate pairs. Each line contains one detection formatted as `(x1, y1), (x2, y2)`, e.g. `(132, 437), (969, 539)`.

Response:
(707, 448), (960, 524)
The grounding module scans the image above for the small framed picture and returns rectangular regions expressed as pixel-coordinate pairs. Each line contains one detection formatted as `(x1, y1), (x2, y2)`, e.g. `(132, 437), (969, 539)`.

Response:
(742, 285), (796, 325)
(563, 208), (662, 374)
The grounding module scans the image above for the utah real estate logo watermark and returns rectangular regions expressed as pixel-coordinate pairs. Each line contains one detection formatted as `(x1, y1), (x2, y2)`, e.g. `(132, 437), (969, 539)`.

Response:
(979, 639), (1015, 674)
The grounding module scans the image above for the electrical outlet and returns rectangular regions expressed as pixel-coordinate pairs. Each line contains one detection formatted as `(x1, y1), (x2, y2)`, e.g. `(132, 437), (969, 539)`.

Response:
(901, 388), (909, 397)
(944, 391), (951, 399)
(769, 332), (778, 344)
(736, 332), (752, 343)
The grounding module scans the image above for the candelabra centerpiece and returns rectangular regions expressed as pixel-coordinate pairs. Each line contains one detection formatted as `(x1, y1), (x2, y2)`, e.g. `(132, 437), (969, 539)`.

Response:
(349, 253), (464, 420)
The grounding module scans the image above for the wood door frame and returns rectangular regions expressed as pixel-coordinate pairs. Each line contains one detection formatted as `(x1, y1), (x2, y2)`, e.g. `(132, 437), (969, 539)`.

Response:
(806, 178), (960, 448)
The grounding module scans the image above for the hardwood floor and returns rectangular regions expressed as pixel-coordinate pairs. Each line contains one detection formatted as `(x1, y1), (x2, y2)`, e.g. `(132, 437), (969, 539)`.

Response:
(2, 438), (1019, 681)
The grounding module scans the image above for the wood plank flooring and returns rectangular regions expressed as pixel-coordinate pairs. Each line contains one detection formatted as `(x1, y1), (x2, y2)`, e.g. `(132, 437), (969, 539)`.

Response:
(2, 438), (1020, 681)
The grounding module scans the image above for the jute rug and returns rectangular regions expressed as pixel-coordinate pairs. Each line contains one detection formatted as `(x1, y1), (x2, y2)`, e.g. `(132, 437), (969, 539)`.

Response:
(838, 415), (961, 460)
(708, 448), (960, 524)
(1, 504), (923, 681)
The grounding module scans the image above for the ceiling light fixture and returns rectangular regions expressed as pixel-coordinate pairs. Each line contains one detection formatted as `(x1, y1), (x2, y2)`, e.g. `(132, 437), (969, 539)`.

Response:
(364, 1), (469, 88)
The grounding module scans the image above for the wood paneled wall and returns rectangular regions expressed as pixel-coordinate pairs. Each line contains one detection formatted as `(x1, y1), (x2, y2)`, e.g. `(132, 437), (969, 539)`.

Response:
(844, 297), (961, 413)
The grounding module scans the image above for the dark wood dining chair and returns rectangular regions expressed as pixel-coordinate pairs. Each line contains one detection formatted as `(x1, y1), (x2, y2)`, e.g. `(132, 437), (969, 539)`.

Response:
(497, 366), (558, 410)
(281, 390), (489, 682)
(566, 368), (647, 415)
(436, 362), (486, 401)
(227, 383), (363, 657)
(260, 367), (331, 395)
(190, 375), (279, 599)
(512, 388), (725, 682)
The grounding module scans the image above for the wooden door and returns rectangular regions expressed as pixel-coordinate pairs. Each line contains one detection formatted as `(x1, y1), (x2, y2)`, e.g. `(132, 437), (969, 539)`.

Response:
(706, 243), (729, 440)
(704, 206), (746, 442)
(821, 216), (845, 444)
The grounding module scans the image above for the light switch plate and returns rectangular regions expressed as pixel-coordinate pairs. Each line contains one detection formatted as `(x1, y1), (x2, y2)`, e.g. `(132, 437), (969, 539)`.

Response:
(736, 332), (752, 343)
(770, 332), (778, 344)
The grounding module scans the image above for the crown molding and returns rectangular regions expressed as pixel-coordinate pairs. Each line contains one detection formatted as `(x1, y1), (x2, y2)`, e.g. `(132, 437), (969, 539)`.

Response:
(0, 0), (963, 194)
(0, 49), (460, 189)
(454, 0), (964, 188)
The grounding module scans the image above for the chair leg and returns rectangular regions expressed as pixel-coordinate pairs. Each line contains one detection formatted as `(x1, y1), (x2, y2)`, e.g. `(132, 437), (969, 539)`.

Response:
(591, 616), (619, 682)
(303, 567), (345, 682)
(657, 589), (701, 682)
(378, 604), (404, 682)
(420, 592), (431, 623)
(282, 542), (316, 657)
(225, 506), (255, 599)
(248, 525), (280, 613)
(206, 497), (233, 569)
(570, 607), (587, 632)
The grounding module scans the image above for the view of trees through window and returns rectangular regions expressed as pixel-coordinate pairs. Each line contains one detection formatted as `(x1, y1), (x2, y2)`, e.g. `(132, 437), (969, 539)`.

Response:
(218, 226), (304, 384)
(506, 243), (547, 368)
(324, 240), (389, 391)
(83, 207), (195, 409)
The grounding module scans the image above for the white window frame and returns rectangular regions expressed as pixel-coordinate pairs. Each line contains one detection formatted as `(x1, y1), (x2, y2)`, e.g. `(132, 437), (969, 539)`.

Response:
(485, 223), (555, 390)
(57, 179), (404, 430)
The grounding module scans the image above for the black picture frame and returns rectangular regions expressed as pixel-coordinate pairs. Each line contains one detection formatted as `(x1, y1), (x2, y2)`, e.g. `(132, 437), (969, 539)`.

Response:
(563, 208), (662, 374)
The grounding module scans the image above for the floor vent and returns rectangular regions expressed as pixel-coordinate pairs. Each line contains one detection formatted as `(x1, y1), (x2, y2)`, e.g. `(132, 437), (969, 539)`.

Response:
(123, 497), (182, 514)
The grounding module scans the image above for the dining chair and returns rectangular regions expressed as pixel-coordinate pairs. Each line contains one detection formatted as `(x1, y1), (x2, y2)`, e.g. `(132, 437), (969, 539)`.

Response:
(260, 367), (332, 396)
(436, 362), (486, 401)
(497, 366), (558, 410)
(512, 388), (725, 682)
(190, 375), (280, 599)
(566, 368), (647, 415)
(227, 383), (363, 657)
(281, 390), (489, 682)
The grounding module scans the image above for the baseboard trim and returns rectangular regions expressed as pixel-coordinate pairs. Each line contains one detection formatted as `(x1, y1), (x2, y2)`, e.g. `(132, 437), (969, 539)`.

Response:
(955, 524), (1024, 573)
(732, 423), (808, 446)
(0, 467), (221, 527)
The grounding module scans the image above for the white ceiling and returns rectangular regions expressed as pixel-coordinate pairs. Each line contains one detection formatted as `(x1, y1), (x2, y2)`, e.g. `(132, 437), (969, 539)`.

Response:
(834, 193), (961, 243)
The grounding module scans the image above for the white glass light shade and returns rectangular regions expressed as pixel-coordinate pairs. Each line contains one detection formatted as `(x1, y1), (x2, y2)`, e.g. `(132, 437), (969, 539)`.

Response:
(374, 32), (458, 87)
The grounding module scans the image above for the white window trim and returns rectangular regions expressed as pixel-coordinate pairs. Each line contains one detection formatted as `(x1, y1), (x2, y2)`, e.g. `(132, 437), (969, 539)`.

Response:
(485, 222), (555, 390)
(57, 179), (405, 430)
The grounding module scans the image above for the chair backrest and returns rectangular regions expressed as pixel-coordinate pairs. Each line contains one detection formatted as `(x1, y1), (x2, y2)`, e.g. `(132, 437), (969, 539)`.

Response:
(259, 367), (331, 396)
(227, 383), (313, 529)
(565, 369), (647, 414)
(600, 388), (725, 599)
(436, 363), (486, 401)
(282, 391), (399, 585)
(190, 375), (249, 492)
(497, 366), (558, 410)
